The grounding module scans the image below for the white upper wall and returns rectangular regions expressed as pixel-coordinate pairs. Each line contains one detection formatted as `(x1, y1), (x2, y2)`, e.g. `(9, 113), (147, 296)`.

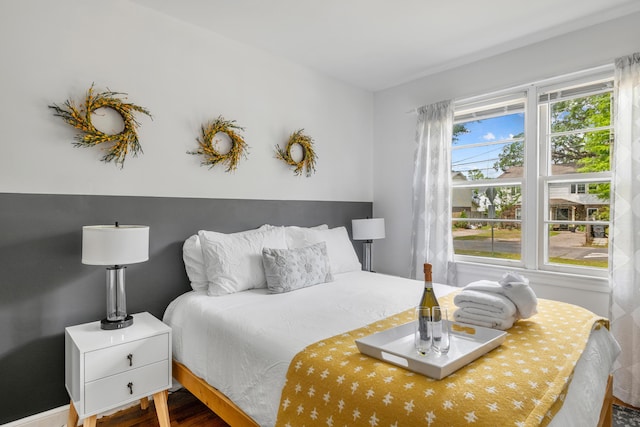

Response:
(372, 12), (640, 316)
(0, 0), (373, 201)
(373, 11), (640, 278)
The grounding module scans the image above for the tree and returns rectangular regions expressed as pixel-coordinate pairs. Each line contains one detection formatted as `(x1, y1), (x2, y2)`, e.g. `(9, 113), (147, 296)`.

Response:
(551, 93), (612, 172)
(495, 186), (521, 220)
(492, 94), (611, 173)
(491, 93), (611, 200)
(552, 93), (612, 200)
(453, 124), (470, 143)
(492, 135), (524, 220)
(493, 133), (524, 173)
(467, 169), (485, 181)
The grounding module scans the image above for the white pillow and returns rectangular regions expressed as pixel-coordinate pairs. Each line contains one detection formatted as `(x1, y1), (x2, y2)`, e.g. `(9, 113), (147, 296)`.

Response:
(287, 226), (361, 274)
(182, 234), (208, 292)
(262, 242), (333, 294)
(199, 226), (287, 295)
(182, 225), (274, 292)
(283, 224), (328, 248)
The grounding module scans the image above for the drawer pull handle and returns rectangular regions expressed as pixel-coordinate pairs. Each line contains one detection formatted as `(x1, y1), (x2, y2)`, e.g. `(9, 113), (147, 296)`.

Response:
(127, 353), (133, 366)
(127, 382), (133, 395)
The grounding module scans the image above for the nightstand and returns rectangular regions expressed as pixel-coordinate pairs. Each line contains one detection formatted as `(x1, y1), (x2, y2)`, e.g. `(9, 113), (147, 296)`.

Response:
(65, 312), (172, 427)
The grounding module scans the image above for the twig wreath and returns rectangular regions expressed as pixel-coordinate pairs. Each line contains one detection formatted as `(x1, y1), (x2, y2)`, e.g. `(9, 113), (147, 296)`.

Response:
(189, 116), (249, 172)
(275, 129), (317, 177)
(48, 84), (152, 167)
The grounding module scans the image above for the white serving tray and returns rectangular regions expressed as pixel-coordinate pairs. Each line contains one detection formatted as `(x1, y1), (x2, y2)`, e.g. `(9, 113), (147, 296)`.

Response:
(355, 320), (507, 380)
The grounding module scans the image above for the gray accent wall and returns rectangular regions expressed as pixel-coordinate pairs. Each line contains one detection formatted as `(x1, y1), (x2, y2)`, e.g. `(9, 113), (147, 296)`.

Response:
(0, 192), (371, 423)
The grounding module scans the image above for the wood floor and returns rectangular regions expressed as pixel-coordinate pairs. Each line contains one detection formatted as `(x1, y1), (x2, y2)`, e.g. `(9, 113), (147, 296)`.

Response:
(95, 388), (230, 427)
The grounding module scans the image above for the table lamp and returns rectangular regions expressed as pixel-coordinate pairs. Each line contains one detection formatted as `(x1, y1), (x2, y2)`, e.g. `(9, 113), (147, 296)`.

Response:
(352, 218), (385, 272)
(82, 223), (149, 330)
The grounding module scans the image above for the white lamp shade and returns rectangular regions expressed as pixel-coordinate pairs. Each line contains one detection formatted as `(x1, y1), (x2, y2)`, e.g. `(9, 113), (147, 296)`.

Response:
(352, 218), (385, 240)
(82, 225), (149, 265)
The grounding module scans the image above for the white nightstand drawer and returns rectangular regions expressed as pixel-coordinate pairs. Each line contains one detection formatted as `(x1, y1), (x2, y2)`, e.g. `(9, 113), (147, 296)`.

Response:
(85, 333), (168, 382)
(66, 313), (172, 421)
(84, 360), (170, 415)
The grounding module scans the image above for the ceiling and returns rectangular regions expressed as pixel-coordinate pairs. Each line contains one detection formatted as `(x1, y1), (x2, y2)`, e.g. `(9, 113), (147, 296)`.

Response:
(131, 0), (640, 92)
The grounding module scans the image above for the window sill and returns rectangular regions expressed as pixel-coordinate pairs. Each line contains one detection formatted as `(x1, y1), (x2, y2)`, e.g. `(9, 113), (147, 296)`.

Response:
(454, 260), (610, 294)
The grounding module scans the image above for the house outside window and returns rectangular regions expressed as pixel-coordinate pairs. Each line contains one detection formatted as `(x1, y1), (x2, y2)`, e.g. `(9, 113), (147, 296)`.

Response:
(451, 71), (613, 277)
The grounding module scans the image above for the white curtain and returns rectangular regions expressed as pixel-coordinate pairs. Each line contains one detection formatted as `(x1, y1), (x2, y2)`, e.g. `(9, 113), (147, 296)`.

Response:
(410, 100), (455, 284)
(611, 52), (640, 407)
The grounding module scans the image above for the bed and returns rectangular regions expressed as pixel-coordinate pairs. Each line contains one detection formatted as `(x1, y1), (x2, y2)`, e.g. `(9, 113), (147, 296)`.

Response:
(163, 225), (620, 427)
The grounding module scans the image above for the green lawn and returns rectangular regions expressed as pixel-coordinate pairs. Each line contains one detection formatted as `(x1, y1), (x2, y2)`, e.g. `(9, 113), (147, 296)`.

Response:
(453, 228), (521, 240)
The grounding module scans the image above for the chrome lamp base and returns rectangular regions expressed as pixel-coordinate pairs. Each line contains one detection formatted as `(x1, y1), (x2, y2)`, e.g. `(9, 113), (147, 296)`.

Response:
(102, 265), (134, 330)
(362, 240), (373, 272)
(101, 315), (134, 330)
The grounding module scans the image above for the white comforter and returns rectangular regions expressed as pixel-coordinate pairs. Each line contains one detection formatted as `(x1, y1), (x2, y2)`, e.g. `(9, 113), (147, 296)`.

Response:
(163, 271), (619, 427)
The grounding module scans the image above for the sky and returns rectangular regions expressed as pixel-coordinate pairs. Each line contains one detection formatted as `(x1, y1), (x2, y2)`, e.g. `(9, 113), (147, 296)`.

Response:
(452, 113), (524, 179)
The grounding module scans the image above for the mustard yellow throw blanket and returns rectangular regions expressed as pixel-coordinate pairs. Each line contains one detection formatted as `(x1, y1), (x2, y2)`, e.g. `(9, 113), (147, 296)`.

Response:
(276, 294), (607, 427)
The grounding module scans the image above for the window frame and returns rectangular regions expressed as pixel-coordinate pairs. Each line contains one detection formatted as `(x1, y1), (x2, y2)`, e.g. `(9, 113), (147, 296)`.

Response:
(451, 68), (613, 279)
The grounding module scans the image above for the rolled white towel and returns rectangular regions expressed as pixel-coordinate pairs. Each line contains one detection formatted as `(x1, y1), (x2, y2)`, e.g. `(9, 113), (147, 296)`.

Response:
(464, 279), (503, 293)
(498, 272), (538, 318)
(453, 289), (517, 318)
(453, 308), (516, 330)
(464, 273), (538, 319)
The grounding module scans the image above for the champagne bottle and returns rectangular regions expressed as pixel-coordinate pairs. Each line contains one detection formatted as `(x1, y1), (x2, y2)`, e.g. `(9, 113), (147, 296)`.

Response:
(418, 263), (439, 343)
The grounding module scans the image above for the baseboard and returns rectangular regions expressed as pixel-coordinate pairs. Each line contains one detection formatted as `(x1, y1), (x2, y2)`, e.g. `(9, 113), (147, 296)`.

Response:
(0, 405), (68, 427)
(0, 400), (140, 427)
(2, 384), (184, 427)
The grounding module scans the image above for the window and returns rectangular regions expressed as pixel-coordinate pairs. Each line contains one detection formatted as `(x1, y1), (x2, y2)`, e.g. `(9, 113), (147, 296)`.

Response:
(452, 94), (525, 262)
(570, 184), (586, 194)
(451, 71), (613, 276)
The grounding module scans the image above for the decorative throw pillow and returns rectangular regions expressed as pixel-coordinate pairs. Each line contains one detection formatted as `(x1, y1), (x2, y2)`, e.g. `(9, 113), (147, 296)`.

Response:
(199, 226), (287, 296)
(262, 242), (333, 294)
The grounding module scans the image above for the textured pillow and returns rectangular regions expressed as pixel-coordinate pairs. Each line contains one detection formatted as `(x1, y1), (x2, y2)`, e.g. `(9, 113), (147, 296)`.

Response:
(286, 226), (361, 274)
(262, 242), (333, 293)
(182, 234), (208, 292)
(199, 226), (287, 296)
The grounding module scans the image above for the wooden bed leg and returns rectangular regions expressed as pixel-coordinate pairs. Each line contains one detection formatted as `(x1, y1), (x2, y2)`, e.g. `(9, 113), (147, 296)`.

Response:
(597, 375), (614, 427)
(172, 360), (259, 427)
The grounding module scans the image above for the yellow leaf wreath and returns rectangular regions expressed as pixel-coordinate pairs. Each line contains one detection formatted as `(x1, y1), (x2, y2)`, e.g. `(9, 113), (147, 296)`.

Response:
(275, 129), (317, 177)
(190, 116), (249, 172)
(49, 84), (152, 167)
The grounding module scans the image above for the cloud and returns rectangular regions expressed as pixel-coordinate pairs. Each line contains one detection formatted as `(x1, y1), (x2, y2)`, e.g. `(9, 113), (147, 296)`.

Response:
(483, 132), (496, 141)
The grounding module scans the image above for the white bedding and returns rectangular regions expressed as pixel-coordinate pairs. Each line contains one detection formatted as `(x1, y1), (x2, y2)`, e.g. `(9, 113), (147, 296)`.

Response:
(163, 271), (620, 427)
